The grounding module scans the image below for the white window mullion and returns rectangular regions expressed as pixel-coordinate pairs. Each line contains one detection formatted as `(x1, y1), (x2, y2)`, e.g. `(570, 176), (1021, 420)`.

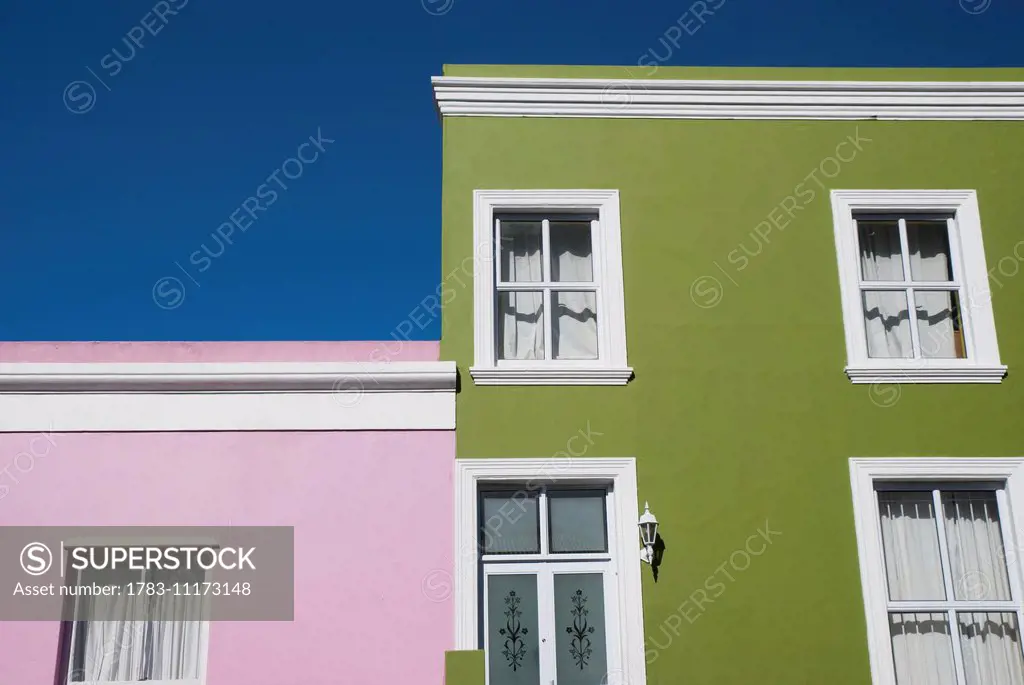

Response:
(538, 568), (556, 685)
(591, 218), (609, 362)
(539, 487), (550, 556)
(944, 215), (972, 357)
(541, 219), (553, 361)
(932, 488), (969, 685)
(541, 219), (552, 282)
(494, 217), (502, 284)
(898, 218), (923, 359)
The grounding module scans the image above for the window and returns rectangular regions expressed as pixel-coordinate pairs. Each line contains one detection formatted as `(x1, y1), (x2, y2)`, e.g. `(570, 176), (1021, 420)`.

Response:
(831, 191), (1005, 383)
(471, 191), (631, 385)
(61, 546), (210, 685)
(850, 459), (1024, 685)
(454, 459), (646, 685)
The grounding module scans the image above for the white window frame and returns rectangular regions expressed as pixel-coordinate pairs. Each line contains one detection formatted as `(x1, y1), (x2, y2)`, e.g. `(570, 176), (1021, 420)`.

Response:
(849, 457), (1024, 685)
(61, 538), (214, 685)
(471, 190), (632, 386)
(454, 458), (646, 685)
(830, 190), (1006, 384)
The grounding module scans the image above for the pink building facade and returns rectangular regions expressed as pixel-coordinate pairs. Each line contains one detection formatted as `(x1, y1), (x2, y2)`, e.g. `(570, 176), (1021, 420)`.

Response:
(0, 342), (457, 685)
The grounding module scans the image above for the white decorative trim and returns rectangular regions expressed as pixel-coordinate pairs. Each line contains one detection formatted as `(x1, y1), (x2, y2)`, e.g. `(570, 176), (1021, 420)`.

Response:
(468, 366), (633, 386)
(454, 458), (646, 685)
(830, 190), (1005, 384)
(849, 457), (1024, 685)
(432, 77), (1024, 120)
(0, 361), (456, 432)
(845, 365), (1007, 384)
(472, 189), (631, 386)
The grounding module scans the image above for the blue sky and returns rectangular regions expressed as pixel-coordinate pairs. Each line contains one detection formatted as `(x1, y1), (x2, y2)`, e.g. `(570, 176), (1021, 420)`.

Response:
(0, 0), (1021, 341)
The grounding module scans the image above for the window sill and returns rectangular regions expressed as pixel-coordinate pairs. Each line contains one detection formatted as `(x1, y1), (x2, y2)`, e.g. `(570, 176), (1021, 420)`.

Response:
(845, 364), (1007, 384)
(469, 366), (634, 386)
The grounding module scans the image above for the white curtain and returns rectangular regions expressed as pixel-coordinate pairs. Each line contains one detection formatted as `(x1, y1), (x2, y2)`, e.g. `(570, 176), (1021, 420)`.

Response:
(860, 221), (958, 359)
(499, 224), (544, 360)
(551, 224), (597, 360)
(890, 612), (958, 685)
(880, 491), (1024, 685)
(498, 221), (598, 361)
(879, 492), (945, 601)
(909, 225), (956, 358)
(860, 226), (912, 358)
(943, 492), (1012, 601)
(71, 568), (204, 682)
(959, 612), (1024, 685)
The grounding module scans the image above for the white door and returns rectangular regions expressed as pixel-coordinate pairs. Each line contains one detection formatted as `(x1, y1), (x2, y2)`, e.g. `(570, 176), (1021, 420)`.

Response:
(479, 487), (622, 685)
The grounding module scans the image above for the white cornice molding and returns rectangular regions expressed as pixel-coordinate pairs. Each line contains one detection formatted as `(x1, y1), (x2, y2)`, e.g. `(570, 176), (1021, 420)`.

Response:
(0, 362), (456, 393)
(0, 361), (457, 432)
(432, 76), (1024, 120)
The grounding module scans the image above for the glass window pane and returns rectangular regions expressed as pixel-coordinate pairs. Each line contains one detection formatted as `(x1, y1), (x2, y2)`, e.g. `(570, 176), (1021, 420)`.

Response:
(498, 292), (544, 361)
(549, 491), (608, 553)
(958, 612), (1024, 685)
(550, 221), (593, 282)
(916, 290), (967, 359)
(68, 557), (204, 682)
(907, 220), (954, 282)
(863, 291), (913, 359)
(552, 291), (598, 360)
(858, 219), (905, 281)
(943, 491), (1012, 601)
(889, 613), (956, 685)
(555, 574), (608, 685)
(481, 492), (540, 554)
(500, 221), (543, 283)
(487, 575), (540, 685)
(878, 492), (946, 601)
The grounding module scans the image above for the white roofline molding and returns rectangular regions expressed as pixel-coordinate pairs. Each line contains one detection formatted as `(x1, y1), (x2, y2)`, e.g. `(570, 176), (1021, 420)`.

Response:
(0, 361), (457, 432)
(0, 362), (456, 393)
(431, 76), (1024, 120)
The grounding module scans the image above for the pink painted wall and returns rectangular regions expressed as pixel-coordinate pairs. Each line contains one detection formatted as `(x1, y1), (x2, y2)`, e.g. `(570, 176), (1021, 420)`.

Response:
(0, 340), (440, 363)
(0, 343), (455, 685)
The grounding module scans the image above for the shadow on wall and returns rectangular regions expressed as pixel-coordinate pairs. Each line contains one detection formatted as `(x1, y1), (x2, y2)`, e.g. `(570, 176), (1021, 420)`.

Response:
(652, 533), (666, 582)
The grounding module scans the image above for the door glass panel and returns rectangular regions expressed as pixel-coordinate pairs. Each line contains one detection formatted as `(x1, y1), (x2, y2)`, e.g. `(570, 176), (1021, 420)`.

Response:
(487, 575), (540, 685)
(554, 573), (608, 685)
(481, 493), (540, 554)
(548, 491), (608, 553)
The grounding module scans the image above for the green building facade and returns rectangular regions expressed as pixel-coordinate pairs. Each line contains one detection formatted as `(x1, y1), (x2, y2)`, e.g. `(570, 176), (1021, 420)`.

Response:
(435, 66), (1024, 685)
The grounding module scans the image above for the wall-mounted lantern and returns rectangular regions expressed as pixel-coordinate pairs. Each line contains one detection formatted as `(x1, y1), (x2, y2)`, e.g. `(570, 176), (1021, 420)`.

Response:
(638, 502), (659, 564)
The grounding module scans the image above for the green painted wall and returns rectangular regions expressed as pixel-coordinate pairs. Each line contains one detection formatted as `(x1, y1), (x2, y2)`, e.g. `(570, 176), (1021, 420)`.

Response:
(439, 65), (1024, 685)
(445, 650), (485, 685)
